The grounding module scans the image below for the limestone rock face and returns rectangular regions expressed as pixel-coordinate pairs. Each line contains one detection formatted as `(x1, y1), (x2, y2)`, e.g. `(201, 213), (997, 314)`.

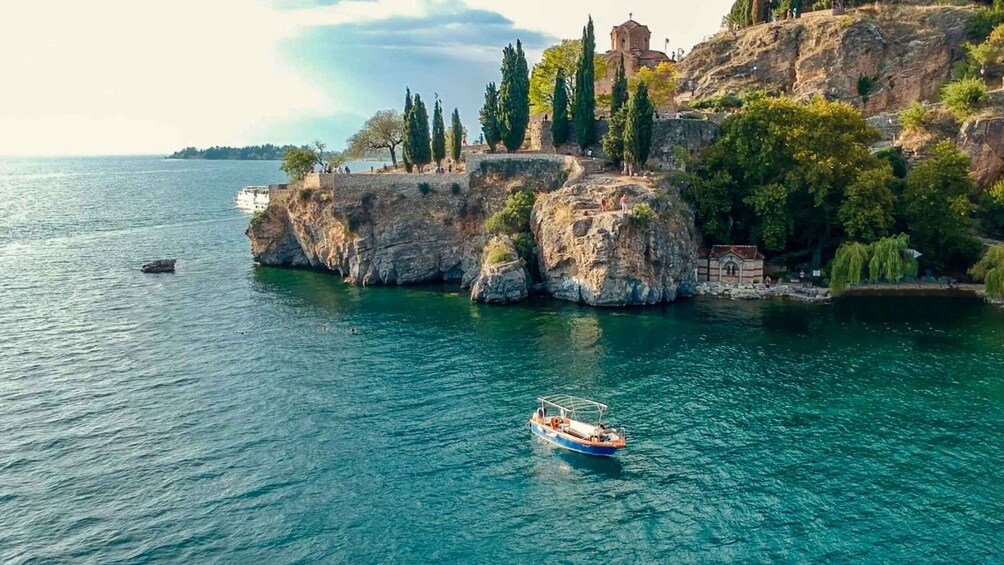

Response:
(470, 237), (529, 304)
(677, 5), (972, 116)
(246, 156), (574, 287)
(957, 116), (1004, 188)
(531, 177), (699, 307)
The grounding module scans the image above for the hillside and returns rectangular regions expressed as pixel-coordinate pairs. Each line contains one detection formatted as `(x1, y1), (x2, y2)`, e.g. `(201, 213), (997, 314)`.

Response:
(677, 3), (976, 116)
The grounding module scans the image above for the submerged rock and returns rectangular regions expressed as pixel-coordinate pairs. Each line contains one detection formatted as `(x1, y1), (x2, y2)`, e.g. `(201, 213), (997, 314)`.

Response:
(531, 176), (698, 307)
(141, 259), (176, 273)
(470, 236), (529, 304)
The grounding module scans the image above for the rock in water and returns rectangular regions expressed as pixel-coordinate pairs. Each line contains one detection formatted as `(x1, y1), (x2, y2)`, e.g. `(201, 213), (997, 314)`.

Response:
(470, 236), (529, 304)
(531, 177), (698, 307)
(141, 259), (176, 273)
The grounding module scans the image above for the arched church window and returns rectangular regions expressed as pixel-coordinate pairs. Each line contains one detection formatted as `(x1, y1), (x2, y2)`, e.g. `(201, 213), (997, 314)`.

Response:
(725, 262), (739, 277)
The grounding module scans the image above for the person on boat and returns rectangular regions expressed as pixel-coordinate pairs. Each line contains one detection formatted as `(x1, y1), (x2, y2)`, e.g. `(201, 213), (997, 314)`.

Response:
(535, 406), (545, 421)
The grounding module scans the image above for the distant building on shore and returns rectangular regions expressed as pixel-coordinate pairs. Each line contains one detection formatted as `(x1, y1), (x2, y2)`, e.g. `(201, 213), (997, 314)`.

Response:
(698, 245), (765, 285)
(596, 17), (673, 97)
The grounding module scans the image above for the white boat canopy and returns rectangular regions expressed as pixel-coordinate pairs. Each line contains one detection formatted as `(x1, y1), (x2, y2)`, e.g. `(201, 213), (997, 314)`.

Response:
(537, 395), (608, 422)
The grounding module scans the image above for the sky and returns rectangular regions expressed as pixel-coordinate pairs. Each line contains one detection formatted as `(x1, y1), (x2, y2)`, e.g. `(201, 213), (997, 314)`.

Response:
(0, 0), (733, 156)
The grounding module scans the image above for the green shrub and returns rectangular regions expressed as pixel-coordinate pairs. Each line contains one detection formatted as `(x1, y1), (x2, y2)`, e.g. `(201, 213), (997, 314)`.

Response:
(941, 78), (987, 118)
(299, 188), (315, 201)
(857, 74), (878, 103)
(418, 182), (432, 195)
(485, 191), (536, 235)
(899, 102), (928, 130)
(485, 242), (517, 265)
(451, 182), (462, 195)
(876, 146), (908, 179)
(512, 232), (536, 262)
(969, 8), (1004, 42)
(629, 202), (656, 228)
(250, 210), (265, 227)
(690, 93), (743, 112)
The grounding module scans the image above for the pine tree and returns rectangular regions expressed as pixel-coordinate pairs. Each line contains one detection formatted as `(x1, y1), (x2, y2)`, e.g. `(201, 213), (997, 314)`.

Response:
(480, 82), (502, 152)
(432, 96), (446, 168)
(551, 70), (570, 147)
(498, 41), (530, 152)
(611, 54), (629, 116)
(407, 94), (432, 171)
(624, 83), (654, 175)
(574, 17), (597, 153)
(403, 88), (414, 172)
(450, 108), (463, 163)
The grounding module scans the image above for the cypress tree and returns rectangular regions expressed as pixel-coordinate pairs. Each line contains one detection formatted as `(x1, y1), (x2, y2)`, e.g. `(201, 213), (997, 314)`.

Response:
(551, 70), (570, 147)
(624, 83), (654, 175)
(450, 108), (463, 163)
(432, 96), (446, 168)
(602, 107), (627, 169)
(611, 54), (629, 116)
(407, 94), (432, 171)
(574, 17), (597, 153)
(480, 82), (502, 152)
(498, 40), (530, 152)
(403, 88), (414, 172)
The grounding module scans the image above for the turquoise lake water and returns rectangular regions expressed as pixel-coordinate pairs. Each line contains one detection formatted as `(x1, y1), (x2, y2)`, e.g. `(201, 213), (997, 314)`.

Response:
(1, 156), (1003, 563)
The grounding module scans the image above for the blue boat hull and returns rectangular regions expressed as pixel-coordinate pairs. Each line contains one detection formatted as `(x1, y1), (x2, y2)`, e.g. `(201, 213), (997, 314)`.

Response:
(530, 423), (621, 457)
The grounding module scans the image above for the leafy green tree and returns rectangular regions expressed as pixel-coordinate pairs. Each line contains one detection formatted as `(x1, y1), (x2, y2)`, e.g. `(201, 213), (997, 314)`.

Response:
(346, 109), (404, 166)
(551, 71), (571, 147)
(624, 83), (655, 174)
(830, 241), (870, 293)
(867, 234), (919, 283)
(904, 140), (981, 270)
(628, 62), (678, 109)
(479, 82), (502, 152)
(876, 146), (908, 179)
(280, 148), (318, 182)
(528, 40), (607, 116)
(450, 108), (463, 163)
(498, 41), (530, 152)
(611, 55), (629, 116)
(838, 165), (896, 242)
(432, 97), (446, 168)
(406, 94), (432, 171)
(602, 108), (627, 169)
(970, 245), (1004, 297)
(574, 17), (598, 152)
(685, 97), (884, 266)
(403, 88), (414, 172)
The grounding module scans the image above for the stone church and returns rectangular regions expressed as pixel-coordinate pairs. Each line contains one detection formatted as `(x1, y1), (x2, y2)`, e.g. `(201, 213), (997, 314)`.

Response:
(596, 17), (672, 97)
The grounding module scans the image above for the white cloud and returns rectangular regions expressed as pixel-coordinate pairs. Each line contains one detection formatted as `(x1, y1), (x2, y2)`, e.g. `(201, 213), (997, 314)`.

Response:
(0, 0), (734, 155)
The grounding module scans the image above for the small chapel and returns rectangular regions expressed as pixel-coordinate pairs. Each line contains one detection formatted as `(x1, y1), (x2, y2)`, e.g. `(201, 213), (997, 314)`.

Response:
(596, 16), (673, 97)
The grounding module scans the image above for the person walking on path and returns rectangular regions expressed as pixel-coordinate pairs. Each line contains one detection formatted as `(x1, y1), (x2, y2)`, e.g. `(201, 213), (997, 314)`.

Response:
(620, 194), (629, 212)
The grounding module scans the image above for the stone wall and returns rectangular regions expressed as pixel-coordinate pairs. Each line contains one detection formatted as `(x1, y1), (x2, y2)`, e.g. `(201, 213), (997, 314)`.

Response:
(529, 115), (719, 171)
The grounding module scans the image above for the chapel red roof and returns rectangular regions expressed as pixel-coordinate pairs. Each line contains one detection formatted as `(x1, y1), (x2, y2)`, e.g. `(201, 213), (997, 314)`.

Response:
(614, 20), (646, 31)
(700, 245), (765, 261)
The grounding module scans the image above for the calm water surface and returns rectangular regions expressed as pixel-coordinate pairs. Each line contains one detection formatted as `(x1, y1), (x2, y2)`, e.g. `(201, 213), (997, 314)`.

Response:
(1, 157), (1002, 563)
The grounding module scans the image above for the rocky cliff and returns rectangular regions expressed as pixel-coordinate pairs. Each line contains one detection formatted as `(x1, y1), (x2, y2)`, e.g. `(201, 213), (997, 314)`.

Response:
(678, 4), (974, 116)
(532, 177), (699, 307)
(248, 155), (700, 308)
(247, 156), (573, 287)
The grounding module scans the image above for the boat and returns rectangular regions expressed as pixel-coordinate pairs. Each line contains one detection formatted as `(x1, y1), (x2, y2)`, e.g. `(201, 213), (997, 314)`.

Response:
(529, 395), (626, 457)
(234, 185), (271, 212)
